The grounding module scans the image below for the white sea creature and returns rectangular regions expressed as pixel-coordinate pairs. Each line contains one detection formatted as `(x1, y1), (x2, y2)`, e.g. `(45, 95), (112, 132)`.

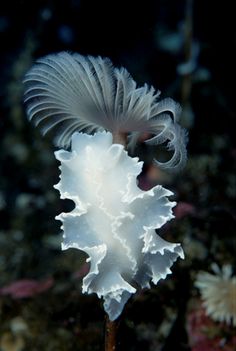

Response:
(23, 52), (187, 320)
(54, 131), (184, 321)
(23, 51), (187, 171)
(195, 263), (236, 327)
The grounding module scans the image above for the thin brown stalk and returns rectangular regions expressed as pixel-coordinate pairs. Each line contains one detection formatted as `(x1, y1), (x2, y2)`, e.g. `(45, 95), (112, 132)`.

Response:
(181, 0), (194, 105)
(105, 315), (119, 351)
(181, 0), (195, 128)
(112, 132), (127, 147)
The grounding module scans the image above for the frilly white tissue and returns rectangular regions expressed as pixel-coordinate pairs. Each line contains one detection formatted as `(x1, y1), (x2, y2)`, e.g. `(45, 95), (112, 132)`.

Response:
(54, 131), (184, 321)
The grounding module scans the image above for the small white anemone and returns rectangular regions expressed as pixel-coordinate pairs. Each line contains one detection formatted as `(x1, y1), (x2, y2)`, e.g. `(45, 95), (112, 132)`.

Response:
(54, 131), (184, 321)
(23, 51), (187, 171)
(195, 263), (236, 327)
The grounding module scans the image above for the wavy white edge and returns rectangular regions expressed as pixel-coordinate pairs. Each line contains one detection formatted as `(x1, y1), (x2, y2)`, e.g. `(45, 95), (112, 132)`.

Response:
(54, 131), (184, 320)
(23, 51), (187, 171)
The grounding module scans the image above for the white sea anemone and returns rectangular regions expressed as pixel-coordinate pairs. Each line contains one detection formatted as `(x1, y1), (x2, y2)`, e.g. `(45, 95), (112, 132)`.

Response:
(23, 51), (187, 171)
(195, 264), (236, 327)
(54, 131), (184, 321)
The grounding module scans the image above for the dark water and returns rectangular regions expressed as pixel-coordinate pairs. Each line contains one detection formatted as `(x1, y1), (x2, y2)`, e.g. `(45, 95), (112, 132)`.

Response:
(0, 1), (235, 350)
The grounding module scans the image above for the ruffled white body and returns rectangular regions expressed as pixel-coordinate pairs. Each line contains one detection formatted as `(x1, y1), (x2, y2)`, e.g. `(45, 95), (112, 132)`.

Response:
(55, 131), (184, 321)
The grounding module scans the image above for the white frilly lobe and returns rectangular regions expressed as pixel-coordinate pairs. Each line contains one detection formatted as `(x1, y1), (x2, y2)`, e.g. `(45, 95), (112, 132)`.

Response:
(54, 131), (184, 321)
(23, 51), (187, 171)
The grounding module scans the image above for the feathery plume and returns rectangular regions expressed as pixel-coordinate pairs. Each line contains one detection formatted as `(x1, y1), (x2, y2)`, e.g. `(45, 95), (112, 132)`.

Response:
(23, 52), (187, 171)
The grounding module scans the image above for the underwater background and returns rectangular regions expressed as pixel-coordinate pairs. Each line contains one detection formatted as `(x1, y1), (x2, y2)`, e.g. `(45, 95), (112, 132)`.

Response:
(0, 0), (235, 350)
